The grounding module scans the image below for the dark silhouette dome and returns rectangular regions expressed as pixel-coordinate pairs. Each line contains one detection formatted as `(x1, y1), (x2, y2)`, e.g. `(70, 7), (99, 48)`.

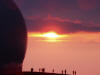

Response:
(0, 0), (27, 68)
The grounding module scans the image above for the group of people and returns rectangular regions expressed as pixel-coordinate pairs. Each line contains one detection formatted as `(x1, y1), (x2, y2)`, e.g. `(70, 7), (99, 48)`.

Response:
(31, 68), (45, 72)
(73, 70), (77, 75)
(61, 69), (67, 75)
(31, 68), (76, 75)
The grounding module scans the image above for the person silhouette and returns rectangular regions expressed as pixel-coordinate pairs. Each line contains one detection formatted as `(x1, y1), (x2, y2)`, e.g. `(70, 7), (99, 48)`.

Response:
(73, 70), (75, 75)
(31, 68), (34, 72)
(62, 70), (63, 75)
(0, 0), (27, 74)
(39, 68), (41, 72)
(74, 70), (76, 75)
(42, 68), (45, 73)
(64, 69), (67, 75)
(52, 69), (54, 73)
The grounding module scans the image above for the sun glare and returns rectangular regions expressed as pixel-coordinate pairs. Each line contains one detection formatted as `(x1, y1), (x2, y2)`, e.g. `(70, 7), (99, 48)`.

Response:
(28, 31), (68, 42)
(42, 32), (59, 38)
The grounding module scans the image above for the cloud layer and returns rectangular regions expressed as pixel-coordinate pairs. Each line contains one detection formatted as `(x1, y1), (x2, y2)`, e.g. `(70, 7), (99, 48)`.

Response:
(14, 0), (100, 34)
(26, 15), (100, 34)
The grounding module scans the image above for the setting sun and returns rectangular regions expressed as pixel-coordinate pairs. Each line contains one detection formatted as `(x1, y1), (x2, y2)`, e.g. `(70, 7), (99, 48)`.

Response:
(28, 32), (68, 38)
(42, 32), (60, 38)
(28, 31), (68, 42)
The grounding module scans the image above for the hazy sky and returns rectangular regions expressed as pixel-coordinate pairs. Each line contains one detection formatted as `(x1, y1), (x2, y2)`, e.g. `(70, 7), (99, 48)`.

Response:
(14, 0), (100, 75)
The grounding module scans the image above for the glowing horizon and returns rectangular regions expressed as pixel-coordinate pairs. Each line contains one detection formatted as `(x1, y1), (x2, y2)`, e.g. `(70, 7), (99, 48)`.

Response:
(28, 31), (69, 42)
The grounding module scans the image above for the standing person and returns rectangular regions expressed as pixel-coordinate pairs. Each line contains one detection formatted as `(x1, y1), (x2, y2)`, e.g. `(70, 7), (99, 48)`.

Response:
(52, 69), (55, 73)
(73, 70), (75, 75)
(42, 68), (45, 72)
(0, 0), (27, 74)
(39, 68), (41, 72)
(31, 68), (34, 72)
(62, 70), (63, 75)
(65, 69), (67, 75)
(75, 70), (76, 75)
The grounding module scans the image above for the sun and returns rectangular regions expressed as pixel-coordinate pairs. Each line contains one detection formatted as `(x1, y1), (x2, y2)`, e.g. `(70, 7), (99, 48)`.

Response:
(28, 31), (69, 42)
(28, 31), (68, 38)
(42, 32), (59, 38)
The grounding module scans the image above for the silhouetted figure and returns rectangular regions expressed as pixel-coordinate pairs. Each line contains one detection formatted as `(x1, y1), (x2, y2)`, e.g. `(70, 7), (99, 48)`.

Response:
(64, 69), (67, 75)
(39, 68), (41, 72)
(0, 0), (27, 74)
(31, 68), (34, 72)
(62, 70), (63, 75)
(73, 70), (75, 75)
(42, 68), (45, 72)
(74, 70), (76, 75)
(52, 69), (55, 73)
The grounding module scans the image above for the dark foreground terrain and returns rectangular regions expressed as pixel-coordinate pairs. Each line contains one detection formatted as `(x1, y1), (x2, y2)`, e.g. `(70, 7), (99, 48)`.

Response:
(0, 72), (70, 75)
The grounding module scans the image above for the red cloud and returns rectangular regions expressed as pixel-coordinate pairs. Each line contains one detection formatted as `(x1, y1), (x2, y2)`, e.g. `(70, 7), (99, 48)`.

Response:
(44, 14), (82, 24)
(26, 14), (100, 34)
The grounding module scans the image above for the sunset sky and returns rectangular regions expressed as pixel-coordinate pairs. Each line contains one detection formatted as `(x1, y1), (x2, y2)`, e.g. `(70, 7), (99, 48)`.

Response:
(15, 0), (100, 75)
